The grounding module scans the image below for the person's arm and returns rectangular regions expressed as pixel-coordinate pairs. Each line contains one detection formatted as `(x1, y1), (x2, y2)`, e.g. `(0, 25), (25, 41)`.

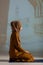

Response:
(14, 32), (25, 52)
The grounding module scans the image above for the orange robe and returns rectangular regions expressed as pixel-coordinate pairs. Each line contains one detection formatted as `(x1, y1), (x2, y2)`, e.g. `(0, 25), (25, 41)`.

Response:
(9, 31), (34, 62)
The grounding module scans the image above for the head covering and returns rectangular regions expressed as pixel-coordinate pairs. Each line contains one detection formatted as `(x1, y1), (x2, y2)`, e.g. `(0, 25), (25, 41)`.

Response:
(11, 20), (22, 32)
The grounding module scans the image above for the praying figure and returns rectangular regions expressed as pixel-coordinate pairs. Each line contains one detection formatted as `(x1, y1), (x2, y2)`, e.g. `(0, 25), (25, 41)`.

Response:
(9, 20), (34, 62)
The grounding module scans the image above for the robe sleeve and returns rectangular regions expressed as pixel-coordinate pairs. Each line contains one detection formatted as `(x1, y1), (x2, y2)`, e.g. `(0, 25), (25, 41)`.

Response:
(14, 32), (25, 52)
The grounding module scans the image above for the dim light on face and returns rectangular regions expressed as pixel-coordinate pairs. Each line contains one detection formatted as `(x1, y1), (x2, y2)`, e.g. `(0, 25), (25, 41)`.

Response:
(20, 27), (23, 30)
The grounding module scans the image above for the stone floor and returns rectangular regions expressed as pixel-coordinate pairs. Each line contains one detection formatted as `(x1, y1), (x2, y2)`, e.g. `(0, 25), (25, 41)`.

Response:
(0, 62), (43, 65)
(0, 55), (43, 65)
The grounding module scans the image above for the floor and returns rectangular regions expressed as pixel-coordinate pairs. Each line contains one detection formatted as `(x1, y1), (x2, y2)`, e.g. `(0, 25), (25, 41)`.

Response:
(0, 62), (43, 65)
(0, 55), (43, 65)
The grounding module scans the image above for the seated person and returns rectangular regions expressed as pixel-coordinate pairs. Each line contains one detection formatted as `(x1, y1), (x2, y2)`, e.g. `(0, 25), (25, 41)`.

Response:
(9, 20), (34, 62)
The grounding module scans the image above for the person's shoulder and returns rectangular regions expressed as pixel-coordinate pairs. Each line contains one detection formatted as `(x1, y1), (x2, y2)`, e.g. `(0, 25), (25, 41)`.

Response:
(15, 31), (18, 36)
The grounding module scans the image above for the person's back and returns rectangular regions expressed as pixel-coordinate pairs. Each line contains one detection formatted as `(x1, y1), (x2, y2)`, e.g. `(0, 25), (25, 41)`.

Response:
(9, 31), (19, 59)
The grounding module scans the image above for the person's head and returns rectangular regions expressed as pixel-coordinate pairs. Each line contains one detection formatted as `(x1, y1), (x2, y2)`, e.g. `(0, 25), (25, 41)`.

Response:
(11, 20), (22, 32)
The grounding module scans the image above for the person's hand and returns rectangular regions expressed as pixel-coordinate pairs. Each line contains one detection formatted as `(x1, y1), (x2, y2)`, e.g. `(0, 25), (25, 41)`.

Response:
(25, 50), (30, 53)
